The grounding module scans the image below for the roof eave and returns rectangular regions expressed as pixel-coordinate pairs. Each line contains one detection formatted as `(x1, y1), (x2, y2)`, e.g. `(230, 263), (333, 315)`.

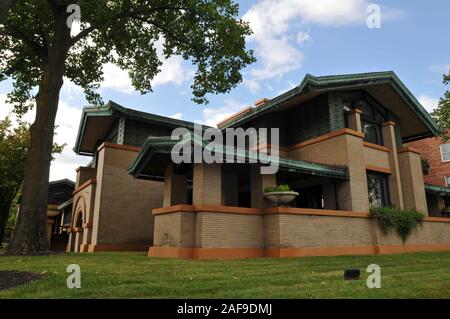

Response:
(219, 72), (439, 137)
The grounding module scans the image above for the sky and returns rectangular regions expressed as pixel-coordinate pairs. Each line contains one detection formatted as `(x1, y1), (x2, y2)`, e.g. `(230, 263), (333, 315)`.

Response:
(0, 0), (449, 182)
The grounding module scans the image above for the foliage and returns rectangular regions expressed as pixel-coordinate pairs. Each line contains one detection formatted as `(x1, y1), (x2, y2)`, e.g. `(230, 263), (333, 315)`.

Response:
(431, 71), (450, 140)
(1, 0), (255, 254)
(369, 207), (424, 243)
(0, 0), (256, 108)
(0, 117), (63, 242)
(264, 184), (293, 193)
(421, 158), (430, 175)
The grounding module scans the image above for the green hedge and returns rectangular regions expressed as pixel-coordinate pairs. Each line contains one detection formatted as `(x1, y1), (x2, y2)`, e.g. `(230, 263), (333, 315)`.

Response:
(369, 207), (424, 243)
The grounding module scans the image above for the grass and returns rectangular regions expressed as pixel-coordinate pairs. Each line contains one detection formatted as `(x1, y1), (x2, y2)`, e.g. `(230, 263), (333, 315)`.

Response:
(1, 251), (450, 298)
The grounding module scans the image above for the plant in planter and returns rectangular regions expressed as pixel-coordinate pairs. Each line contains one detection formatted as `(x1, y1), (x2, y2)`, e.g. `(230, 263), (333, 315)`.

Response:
(263, 184), (299, 207)
(369, 207), (424, 243)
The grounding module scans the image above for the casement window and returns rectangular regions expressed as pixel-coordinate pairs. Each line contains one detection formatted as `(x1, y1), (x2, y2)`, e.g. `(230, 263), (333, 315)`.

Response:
(354, 99), (387, 146)
(445, 176), (450, 187)
(440, 144), (450, 162)
(367, 172), (390, 208)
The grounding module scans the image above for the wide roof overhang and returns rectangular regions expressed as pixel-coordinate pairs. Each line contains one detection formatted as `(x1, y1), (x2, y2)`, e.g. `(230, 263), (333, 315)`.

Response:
(220, 72), (440, 142)
(425, 184), (450, 197)
(73, 101), (201, 156)
(128, 134), (349, 181)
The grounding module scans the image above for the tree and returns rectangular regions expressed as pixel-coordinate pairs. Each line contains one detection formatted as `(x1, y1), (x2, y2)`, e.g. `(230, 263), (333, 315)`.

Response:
(431, 71), (450, 140)
(0, 117), (28, 244)
(0, 117), (63, 245)
(1, 0), (255, 254)
(0, 0), (17, 22)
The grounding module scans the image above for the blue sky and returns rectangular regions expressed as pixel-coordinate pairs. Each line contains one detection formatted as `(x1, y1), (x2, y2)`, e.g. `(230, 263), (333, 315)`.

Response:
(1, 0), (449, 181)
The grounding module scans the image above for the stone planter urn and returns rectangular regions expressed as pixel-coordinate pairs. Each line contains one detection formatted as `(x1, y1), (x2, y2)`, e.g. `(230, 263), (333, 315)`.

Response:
(263, 191), (299, 207)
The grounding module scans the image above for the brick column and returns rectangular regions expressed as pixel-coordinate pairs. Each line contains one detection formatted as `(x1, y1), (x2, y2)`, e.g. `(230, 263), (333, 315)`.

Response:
(398, 148), (429, 215)
(251, 166), (277, 208)
(66, 232), (74, 252)
(336, 133), (370, 211)
(163, 164), (187, 207)
(382, 121), (404, 209)
(73, 230), (82, 253)
(193, 163), (223, 205)
(347, 108), (362, 132)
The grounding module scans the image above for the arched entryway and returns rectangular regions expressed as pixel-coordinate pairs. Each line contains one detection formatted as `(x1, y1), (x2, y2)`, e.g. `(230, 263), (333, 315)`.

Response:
(72, 210), (84, 252)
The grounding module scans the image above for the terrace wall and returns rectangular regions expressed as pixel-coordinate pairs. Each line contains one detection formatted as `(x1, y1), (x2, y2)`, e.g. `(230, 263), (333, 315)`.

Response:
(149, 205), (450, 259)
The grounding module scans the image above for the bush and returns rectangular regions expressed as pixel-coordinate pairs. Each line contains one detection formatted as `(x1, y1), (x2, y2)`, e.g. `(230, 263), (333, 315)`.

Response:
(264, 184), (292, 193)
(369, 207), (424, 243)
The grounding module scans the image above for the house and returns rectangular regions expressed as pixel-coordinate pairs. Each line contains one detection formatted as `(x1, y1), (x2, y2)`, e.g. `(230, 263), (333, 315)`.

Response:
(46, 179), (74, 250)
(68, 71), (450, 259)
(410, 130), (450, 216)
(67, 102), (199, 252)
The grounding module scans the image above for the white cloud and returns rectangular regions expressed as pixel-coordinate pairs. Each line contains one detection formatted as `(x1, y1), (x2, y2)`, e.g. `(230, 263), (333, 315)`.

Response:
(243, 78), (261, 94)
(0, 94), (89, 182)
(101, 63), (135, 94)
(419, 95), (440, 113)
(101, 39), (192, 94)
(0, 93), (35, 124)
(50, 101), (91, 182)
(242, 0), (401, 91)
(296, 31), (312, 45)
(152, 57), (192, 87)
(202, 99), (249, 127)
(170, 112), (183, 120)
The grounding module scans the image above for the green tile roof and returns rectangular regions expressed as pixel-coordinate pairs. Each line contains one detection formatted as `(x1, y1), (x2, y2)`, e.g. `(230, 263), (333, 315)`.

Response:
(219, 71), (439, 136)
(424, 184), (450, 196)
(57, 198), (73, 211)
(128, 133), (348, 180)
(73, 101), (206, 155)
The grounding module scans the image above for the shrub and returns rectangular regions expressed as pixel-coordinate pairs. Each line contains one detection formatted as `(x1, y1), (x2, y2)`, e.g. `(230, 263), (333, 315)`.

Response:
(275, 184), (291, 192)
(264, 186), (275, 193)
(264, 184), (292, 193)
(369, 207), (424, 243)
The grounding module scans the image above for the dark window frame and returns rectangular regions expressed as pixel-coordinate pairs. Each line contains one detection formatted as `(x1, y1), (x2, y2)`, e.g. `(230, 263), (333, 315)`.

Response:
(345, 93), (388, 146)
(367, 171), (390, 208)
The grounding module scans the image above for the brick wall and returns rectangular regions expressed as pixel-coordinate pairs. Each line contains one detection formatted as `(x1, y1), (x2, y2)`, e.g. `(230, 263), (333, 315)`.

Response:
(90, 144), (163, 247)
(150, 207), (450, 259)
(410, 136), (450, 186)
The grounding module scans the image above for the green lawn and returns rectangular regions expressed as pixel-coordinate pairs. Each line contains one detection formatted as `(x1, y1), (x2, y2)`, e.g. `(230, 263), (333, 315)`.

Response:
(1, 251), (450, 298)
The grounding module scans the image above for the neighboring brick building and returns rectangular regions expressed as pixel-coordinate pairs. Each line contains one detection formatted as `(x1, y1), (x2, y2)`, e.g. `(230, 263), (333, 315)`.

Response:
(69, 71), (450, 258)
(410, 133), (450, 187)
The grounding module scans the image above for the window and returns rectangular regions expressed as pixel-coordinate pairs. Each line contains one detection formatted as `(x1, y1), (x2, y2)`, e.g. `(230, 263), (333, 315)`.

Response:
(367, 172), (390, 208)
(446, 176), (450, 187)
(354, 99), (387, 145)
(440, 144), (450, 162)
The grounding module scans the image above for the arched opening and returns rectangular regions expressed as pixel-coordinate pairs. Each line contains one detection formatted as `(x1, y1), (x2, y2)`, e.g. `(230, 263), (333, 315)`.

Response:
(73, 211), (84, 252)
(75, 211), (83, 228)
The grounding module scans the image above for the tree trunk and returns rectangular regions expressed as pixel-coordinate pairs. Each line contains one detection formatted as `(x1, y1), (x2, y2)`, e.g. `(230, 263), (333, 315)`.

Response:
(7, 11), (71, 255)
(0, 191), (16, 244)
